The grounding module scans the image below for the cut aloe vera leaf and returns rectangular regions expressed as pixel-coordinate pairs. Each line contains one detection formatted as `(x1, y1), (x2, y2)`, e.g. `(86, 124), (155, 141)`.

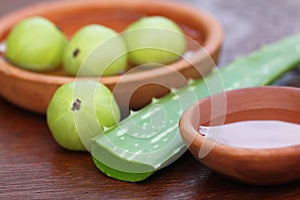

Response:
(92, 88), (199, 182)
(92, 34), (300, 182)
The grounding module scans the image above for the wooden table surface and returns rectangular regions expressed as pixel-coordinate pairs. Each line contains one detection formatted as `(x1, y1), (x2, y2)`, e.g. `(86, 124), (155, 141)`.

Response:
(1, 0), (300, 199)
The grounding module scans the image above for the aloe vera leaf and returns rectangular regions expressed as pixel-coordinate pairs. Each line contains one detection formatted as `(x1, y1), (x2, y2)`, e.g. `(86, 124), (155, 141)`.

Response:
(91, 34), (300, 182)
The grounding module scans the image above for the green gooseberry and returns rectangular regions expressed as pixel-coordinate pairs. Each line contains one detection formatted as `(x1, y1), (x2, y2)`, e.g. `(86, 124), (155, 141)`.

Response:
(5, 16), (66, 71)
(123, 16), (186, 65)
(63, 25), (128, 77)
(46, 80), (121, 151)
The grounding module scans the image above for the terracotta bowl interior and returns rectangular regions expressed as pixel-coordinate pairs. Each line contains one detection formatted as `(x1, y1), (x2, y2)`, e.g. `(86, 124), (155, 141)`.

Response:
(179, 86), (300, 185)
(0, 0), (223, 115)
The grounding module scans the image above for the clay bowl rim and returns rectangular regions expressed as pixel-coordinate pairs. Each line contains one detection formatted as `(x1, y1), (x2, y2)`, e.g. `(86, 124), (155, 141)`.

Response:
(180, 86), (300, 157)
(179, 86), (300, 185)
(0, 0), (223, 86)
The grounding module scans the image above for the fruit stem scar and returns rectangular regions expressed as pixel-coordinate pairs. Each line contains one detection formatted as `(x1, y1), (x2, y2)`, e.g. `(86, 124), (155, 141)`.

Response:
(73, 48), (80, 57)
(71, 99), (81, 111)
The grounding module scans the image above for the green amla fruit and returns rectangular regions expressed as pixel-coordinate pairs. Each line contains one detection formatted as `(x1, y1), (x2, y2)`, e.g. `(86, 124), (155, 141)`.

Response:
(63, 25), (128, 77)
(123, 16), (186, 65)
(47, 80), (121, 151)
(5, 16), (66, 71)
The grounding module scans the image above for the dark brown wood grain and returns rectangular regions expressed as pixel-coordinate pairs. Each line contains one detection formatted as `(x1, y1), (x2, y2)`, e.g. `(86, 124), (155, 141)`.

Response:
(1, 0), (300, 199)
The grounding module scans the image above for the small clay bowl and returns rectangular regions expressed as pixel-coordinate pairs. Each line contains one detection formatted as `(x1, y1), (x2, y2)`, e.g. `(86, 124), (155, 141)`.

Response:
(179, 86), (300, 186)
(0, 0), (223, 114)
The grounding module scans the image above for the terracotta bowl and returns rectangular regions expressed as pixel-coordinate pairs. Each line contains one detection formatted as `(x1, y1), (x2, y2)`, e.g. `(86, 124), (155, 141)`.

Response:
(0, 0), (223, 115)
(179, 86), (300, 186)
